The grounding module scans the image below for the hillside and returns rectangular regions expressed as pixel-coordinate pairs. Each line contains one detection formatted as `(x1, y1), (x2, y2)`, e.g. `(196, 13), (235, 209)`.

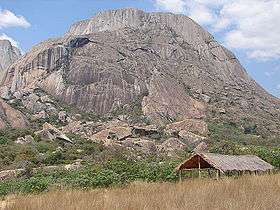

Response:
(0, 9), (279, 171)
(0, 9), (279, 137)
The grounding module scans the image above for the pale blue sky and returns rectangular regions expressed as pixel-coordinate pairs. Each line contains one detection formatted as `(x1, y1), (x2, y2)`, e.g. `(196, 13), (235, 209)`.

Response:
(0, 0), (279, 98)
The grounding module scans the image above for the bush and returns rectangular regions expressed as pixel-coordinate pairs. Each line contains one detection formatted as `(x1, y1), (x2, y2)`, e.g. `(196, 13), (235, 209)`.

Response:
(0, 129), (33, 145)
(19, 177), (49, 194)
(0, 177), (49, 197)
(0, 159), (181, 196)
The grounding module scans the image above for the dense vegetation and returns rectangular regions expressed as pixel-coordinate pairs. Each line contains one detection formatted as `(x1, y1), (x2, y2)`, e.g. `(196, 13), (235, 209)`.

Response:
(0, 121), (279, 197)
(0, 159), (183, 197)
(207, 122), (280, 167)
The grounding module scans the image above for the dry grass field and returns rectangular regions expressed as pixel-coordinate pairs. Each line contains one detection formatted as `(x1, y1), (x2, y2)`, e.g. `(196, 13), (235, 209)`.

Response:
(3, 174), (280, 210)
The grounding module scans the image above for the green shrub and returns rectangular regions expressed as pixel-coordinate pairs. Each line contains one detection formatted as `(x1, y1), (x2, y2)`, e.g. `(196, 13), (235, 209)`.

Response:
(0, 159), (181, 196)
(19, 177), (49, 194)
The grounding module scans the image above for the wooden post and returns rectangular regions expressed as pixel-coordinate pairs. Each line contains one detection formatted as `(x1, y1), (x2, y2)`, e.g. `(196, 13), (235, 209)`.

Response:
(216, 169), (219, 180)
(179, 170), (182, 182)
(198, 156), (201, 179)
(208, 169), (212, 178)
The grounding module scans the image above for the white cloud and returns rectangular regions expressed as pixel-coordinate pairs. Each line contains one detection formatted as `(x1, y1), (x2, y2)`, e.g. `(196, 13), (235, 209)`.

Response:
(220, 0), (280, 60)
(154, 0), (187, 13)
(0, 9), (30, 29)
(277, 84), (280, 90)
(189, 4), (216, 25)
(153, 0), (280, 61)
(0, 33), (19, 48)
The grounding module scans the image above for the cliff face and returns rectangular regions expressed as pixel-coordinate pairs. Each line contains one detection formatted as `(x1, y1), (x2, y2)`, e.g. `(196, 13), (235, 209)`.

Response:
(0, 40), (21, 81)
(0, 40), (26, 129)
(0, 8), (280, 134)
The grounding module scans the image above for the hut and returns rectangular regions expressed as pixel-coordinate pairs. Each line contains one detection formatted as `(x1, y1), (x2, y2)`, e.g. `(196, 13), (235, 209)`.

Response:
(176, 152), (274, 179)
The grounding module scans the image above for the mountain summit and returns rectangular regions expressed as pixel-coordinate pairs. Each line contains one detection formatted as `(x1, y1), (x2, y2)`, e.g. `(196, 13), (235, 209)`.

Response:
(0, 8), (279, 134)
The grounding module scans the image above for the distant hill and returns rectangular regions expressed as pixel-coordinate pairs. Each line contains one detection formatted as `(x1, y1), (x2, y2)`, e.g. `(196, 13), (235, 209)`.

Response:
(0, 40), (21, 81)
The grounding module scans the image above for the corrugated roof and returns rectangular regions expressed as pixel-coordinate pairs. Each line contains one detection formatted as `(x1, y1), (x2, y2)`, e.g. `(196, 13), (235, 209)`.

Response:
(177, 153), (274, 172)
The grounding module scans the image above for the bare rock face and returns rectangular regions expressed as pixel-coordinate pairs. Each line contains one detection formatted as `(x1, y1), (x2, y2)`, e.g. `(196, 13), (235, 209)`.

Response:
(0, 40), (21, 81)
(1, 8), (280, 135)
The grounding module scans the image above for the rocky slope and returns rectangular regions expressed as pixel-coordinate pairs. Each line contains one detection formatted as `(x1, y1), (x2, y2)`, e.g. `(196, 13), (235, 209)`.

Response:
(0, 40), (21, 81)
(0, 40), (25, 128)
(0, 8), (280, 135)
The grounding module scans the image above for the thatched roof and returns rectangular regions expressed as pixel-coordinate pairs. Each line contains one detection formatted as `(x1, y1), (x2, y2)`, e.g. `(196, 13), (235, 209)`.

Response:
(177, 153), (274, 173)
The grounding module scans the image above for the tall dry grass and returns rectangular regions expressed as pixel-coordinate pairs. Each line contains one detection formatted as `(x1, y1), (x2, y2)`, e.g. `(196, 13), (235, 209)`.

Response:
(4, 174), (280, 210)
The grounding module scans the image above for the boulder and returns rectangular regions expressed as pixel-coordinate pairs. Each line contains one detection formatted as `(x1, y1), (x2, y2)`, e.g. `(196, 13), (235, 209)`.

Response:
(15, 135), (34, 145)
(35, 122), (73, 143)
(91, 126), (132, 142)
(121, 138), (157, 154)
(64, 159), (82, 171)
(132, 125), (162, 139)
(0, 169), (24, 181)
(193, 142), (208, 153)
(218, 108), (226, 114)
(31, 110), (48, 121)
(158, 138), (187, 153)
(40, 95), (54, 103)
(45, 103), (58, 115)
(62, 120), (103, 139)
(22, 93), (46, 113)
(0, 98), (28, 129)
(58, 111), (67, 123)
(0, 86), (11, 100)
(201, 94), (211, 103)
(178, 131), (206, 145)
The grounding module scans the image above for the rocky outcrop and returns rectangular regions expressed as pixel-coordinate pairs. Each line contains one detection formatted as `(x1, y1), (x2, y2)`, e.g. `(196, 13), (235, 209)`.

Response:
(35, 122), (73, 143)
(0, 169), (24, 181)
(193, 142), (208, 153)
(15, 135), (34, 145)
(121, 138), (158, 154)
(178, 131), (206, 146)
(91, 126), (132, 143)
(0, 98), (28, 129)
(0, 8), (280, 135)
(0, 40), (21, 81)
(166, 119), (208, 136)
(158, 138), (187, 154)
